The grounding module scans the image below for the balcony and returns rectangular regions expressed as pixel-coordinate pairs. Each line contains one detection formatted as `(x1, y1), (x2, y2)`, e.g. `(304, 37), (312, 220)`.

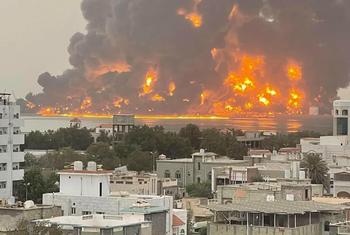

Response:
(12, 169), (24, 181)
(0, 135), (8, 145)
(0, 152), (25, 163)
(12, 134), (24, 145)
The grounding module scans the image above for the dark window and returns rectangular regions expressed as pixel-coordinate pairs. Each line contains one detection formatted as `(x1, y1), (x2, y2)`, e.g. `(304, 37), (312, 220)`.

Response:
(164, 170), (170, 178)
(175, 171), (181, 179)
(99, 182), (102, 197)
(305, 189), (309, 200)
(324, 221), (330, 231)
(197, 177), (201, 184)
(336, 109), (339, 115)
(343, 110), (349, 116)
(337, 117), (348, 135)
(197, 162), (201, 170)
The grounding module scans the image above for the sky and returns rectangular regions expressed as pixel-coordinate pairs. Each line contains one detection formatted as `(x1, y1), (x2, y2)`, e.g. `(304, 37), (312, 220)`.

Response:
(0, 1), (349, 100)
(0, 1), (86, 98)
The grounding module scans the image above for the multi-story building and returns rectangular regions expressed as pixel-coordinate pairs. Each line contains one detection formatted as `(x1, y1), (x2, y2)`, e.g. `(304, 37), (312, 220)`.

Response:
(156, 149), (250, 187)
(110, 168), (158, 195)
(0, 93), (24, 204)
(43, 161), (174, 235)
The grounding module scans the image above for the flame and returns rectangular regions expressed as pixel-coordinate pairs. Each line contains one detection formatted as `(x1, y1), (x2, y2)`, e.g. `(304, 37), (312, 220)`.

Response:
(151, 94), (165, 102)
(200, 90), (210, 105)
(266, 87), (277, 96)
(287, 88), (304, 113)
(177, 0), (203, 28)
(140, 68), (158, 96)
(168, 82), (176, 96)
(287, 61), (302, 81)
(113, 97), (129, 108)
(80, 97), (92, 110)
(258, 95), (270, 106)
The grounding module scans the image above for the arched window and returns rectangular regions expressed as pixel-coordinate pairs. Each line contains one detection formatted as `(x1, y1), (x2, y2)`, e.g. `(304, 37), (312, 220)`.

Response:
(164, 170), (170, 178)
(175, 170), (181, 179)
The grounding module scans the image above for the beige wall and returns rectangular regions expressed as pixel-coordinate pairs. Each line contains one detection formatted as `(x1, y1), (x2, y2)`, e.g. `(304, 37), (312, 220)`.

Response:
(208, 223), (321, 235)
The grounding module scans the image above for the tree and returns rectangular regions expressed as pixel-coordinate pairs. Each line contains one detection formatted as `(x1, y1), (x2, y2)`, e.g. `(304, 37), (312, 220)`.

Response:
(38, 148), (88, 170)
(301, 153), (329, 190)
(14, 219), (62, 235)
(96, 130), (112, 144)
(126, 150), (153, 172)
(179, 124), (201, 150)
(87, 142), (120, 170)
(186, 182), (212, 198)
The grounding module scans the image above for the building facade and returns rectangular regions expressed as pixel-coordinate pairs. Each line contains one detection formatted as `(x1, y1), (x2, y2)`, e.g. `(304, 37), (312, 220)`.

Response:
(156, 149), (250, 187)
(0, 93), (24, 204)
(110, 169), (158, 195)
(43, 161), (174, 235)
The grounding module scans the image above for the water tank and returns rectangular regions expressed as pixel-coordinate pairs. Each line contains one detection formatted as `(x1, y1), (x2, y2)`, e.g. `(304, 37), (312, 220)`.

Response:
(199, 149), (205, 154)
(24, 200), (35, 209)
(87, 161), (97, 171)
(73, 161), (83, 171)
(159, 154), (167, 160)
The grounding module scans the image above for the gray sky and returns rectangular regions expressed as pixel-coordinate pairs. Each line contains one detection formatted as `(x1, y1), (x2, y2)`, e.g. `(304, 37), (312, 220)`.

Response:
(0, 0), (86, 97)
(0, 0), (349, 100)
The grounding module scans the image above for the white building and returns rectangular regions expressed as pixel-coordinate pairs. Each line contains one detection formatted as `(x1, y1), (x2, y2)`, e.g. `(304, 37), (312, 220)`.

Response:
(43, 161), (173, 235)
(300, 100), (350, 167)
(0, 93), (24, 204)
(36, 214), (152, 235)
(110, 167), (158, 195)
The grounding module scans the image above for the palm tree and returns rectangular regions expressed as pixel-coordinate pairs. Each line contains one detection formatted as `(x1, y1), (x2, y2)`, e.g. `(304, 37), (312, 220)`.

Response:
(301, 153), (329, 190)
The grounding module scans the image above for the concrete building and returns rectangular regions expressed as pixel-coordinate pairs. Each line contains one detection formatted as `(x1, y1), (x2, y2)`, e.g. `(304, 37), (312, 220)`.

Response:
(173, 209), (187, 235)
(300, 100), (350, 168)
(36, 214), (152, 235)
(0, 93), (25, 204)
(236, 131), (265, 149)
(110, 168), (158, 195)
(112, 114), (135, 141)
(207, 200), (344, 235)
(0, 202), (62, 234)
(43, 161), (174, 235)
(96, 123), (113, 137)
(157, 178), (185, 199)
(156, 149), (250, 187)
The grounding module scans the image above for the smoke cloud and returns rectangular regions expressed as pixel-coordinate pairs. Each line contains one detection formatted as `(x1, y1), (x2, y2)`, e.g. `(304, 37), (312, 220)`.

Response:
(25, 0), (350, 115)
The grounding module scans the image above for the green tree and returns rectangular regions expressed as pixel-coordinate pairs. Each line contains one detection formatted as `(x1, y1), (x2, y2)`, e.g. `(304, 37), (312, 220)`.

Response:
(179, 124), (201, 150)
(96, 130), (113, 144)
(301, 153), (329, 189)
(87, 142), (120, 170)
(126, 150), (153, 172)
(186, 182), (212, 197)
(38, 148), (88, 170)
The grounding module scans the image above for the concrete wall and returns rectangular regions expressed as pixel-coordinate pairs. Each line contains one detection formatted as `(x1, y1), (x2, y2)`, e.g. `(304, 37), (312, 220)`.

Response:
(43, 194), (173, 235)
(0, 206), (62, 232)
(208, 223), (321, 235)
(60, 173), (110, 197)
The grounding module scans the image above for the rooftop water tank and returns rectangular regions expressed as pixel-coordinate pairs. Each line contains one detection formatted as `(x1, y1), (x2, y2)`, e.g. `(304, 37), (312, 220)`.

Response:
(73, 161), (83, 171)
(87, 161), (97, 171)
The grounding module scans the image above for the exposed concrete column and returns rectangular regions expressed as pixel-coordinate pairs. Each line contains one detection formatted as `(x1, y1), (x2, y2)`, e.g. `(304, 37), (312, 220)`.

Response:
(287, 214), (290, 228)
(309, 212), (312, 225)
(262, 213), (264, 226)
(247, 212), (249, 235)
(294, 214), (297, 228)
(274, 214), (276, 227)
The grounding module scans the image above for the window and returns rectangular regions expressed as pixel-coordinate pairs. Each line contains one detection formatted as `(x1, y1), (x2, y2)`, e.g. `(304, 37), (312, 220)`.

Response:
(96, 212), (105, 215)
(0, 163), (7, 171)
(99, 182), (103, 197)
(0, 146), (7, 153)
(71, 207), (76, 215)
(180, 229), (185, 235)
(13, 145), (20, 152)
(164, 170), (170, 178)
(110, 181), (114, 184)
(82, 211), (92, 215)
(175, 170), (181, 179)
(12, 163), (19, 170)
(343, 110), (349, 116)
(187, 171), (191, 176)
(336, 109), (339, 115)
(197, 162), (201, 170)
(0, 182), (6, 189)
(208, 172), (212, 181)
(197, 177), (201, 184)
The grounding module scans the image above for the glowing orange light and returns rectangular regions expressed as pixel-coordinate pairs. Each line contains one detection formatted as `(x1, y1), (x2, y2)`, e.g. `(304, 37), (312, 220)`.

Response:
(287, 61), (302, 81)
(80, 97), (92, 110)
(168, 82), (176, 96)
(151, 94), (165, 102)
(258, 96), (270, 106)
(88, 61), (131, 79)
(266, 87), (277, 96)
(140, 68), (158, 96)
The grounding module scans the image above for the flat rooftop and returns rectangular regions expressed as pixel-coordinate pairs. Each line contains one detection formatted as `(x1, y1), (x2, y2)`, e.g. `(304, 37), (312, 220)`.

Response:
(36, 214), (149, 229)
(207, 200), (342, 214)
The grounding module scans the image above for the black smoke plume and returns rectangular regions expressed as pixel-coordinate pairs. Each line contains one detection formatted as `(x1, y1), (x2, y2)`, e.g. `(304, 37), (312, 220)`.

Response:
(24, 0), (350, 115)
